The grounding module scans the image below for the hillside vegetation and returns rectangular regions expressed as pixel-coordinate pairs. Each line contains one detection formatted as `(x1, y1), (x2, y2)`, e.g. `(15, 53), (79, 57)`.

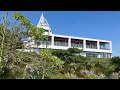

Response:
(0, 12), (120, 79)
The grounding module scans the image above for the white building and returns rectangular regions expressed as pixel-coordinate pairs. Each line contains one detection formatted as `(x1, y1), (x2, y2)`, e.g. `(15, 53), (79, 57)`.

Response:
(24, 13), (112, 58)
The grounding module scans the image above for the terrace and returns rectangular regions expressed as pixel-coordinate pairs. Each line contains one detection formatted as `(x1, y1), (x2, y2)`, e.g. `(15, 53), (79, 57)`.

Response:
(71, 39), (83, 48)
(54, 37), (68, 46)
(100, 42), (110, 50)
(86, 40), (97, 49)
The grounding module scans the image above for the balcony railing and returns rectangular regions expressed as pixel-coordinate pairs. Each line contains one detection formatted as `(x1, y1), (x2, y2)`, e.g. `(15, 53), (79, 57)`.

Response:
(86, 45), (97, 49)
(100, 47), (110, 50)
(100, 43), (110, 50)
(54, 41), (68, 46)
(71, 43), (83, 48)
(35, 40), (51, 45)
(100, 45), (110, 50)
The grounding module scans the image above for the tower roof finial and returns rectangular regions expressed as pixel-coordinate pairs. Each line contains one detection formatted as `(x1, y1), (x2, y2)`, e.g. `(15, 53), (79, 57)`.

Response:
(37, 13), (51, 31)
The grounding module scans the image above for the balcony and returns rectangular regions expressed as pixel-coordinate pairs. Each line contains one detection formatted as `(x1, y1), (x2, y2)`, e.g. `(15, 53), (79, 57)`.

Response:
(71, 39), (83, 48)
(86, 40), (97, 49)
(54, 37), (68, 47)
(71, 43), (83, 48)
(35, 40), (51, 45)
(100, 42), (110, 50)
(86, 45), (97, 49)
(54, 41), (68, 46)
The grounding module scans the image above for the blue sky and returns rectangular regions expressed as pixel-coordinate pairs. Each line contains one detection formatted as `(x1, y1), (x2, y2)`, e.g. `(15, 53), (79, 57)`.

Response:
(0, 11), (120, 56)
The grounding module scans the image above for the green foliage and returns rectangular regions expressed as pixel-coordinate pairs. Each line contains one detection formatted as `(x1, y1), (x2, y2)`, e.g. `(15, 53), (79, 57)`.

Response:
(49, 72), (80, 79)
(0, 12), (8, 67)
(67, 55), (88, 63)
(0, 12), (45, 79)
(24, 49), (64, 79)
(51, 48), (86, 64)
(13, 12), (44, 39)
(51, 49), (70, 63)
(49, 73), (67, 79)
(30, 25), (44, 39)
(111, 56), (120, 72)
(40, 49), (64, 67)
(0, 51), (38, 79)
(0, 11), (119, 79)
(12, 12), (31, 28)
(67, 48), (83, 54)
(4, 29), (23, 50)
(111, 56), (120, 65)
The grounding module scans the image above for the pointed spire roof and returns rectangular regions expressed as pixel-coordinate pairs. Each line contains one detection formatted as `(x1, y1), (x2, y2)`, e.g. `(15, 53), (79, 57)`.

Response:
(37, 13), (51, 30)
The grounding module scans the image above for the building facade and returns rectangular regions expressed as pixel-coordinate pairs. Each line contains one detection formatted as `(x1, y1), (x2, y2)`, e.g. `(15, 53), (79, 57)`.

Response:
(24, 13), (112, 58)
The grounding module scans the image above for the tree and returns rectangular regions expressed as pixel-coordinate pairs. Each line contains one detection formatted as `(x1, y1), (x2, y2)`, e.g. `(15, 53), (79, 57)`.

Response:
(12, 12), (45, 52)
(0, 11), (46, 79)
(0, 11), (118, 79)
(111, 56), (120, 72)
(51, 48), (85, 64)
(25, 49), (64, 79)
(0, 12), (8, 67)
(67, 48), (83, 55)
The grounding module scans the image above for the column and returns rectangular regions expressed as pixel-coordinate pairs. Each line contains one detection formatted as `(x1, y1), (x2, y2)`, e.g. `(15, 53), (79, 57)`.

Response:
(83, 39), (86, 50)
(97, 41), (100, 50)
(68, 38), (71, 47)
(109, 41), (112, 51)
(51, 35), (54, 46)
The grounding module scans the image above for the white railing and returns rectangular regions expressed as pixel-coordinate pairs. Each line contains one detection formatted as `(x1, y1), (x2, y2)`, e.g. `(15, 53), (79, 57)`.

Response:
(71, 43), (83, 48)
(54, 41), (68, 46)
(86, 45), (97, 49)
(35, 40), (51, 45)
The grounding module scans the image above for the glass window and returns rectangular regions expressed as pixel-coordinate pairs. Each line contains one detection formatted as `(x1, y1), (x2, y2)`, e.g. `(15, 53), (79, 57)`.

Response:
(86, 52), (98, 58)
(98, 53), (111, 58)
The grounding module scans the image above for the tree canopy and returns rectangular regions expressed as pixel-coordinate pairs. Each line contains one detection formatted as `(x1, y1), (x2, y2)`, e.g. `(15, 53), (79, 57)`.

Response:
(0, 12), (119, 79)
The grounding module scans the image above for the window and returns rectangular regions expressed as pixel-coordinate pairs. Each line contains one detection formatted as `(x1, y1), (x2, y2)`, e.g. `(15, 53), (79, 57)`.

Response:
(107, 53), (111, 58)
(86, 52), (98, 58)
(99, 53), (111, 58)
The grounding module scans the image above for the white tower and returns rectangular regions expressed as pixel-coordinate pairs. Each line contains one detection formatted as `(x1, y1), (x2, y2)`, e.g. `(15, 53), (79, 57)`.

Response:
(37, 13), (52, 35)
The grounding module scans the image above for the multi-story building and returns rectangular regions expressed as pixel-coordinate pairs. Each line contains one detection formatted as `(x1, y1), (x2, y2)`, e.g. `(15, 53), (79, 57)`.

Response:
(23, 13), (112, 58)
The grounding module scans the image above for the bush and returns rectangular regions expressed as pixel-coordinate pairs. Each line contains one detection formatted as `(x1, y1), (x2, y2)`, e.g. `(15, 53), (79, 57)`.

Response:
(67, 48), (82, 54)
(111, 56), (120, 72)
(51, 48), (86, 64)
